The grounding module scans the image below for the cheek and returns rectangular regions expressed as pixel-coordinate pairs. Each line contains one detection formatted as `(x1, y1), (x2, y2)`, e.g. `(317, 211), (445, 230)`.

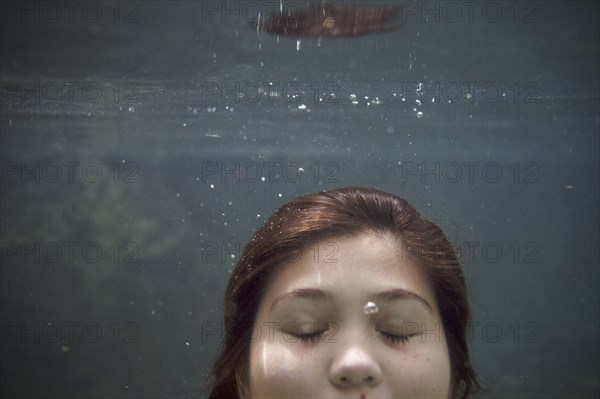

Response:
(385, 343), (451, 398)
(247, 340), (324, 398)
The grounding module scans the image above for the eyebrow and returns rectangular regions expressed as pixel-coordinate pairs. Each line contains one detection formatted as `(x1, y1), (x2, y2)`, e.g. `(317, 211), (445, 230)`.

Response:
(270, 287), (434, 314)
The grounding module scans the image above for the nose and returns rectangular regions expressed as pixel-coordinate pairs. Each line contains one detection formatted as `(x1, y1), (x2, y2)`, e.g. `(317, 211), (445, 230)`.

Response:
(329, 346), (383, 388)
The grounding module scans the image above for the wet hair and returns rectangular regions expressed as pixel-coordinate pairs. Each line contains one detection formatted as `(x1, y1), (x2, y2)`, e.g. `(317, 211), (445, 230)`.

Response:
(208, 187), (484, 398)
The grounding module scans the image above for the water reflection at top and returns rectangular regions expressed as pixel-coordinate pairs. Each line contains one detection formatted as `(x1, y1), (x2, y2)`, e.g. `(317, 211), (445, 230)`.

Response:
(253, 1), (403, 38)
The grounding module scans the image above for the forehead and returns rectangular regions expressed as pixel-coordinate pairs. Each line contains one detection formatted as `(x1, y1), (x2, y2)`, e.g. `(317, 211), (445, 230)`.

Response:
(258, 233), (440, 315)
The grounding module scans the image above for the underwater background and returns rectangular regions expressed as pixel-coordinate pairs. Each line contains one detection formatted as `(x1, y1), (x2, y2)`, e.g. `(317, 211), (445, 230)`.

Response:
(1, 1), (598, 398)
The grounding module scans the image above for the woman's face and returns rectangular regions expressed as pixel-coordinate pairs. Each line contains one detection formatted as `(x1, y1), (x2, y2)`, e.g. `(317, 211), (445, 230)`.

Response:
(242, 233), (452, 399)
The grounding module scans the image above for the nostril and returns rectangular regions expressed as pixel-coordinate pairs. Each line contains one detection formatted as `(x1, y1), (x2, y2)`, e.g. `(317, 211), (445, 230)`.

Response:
(340, 376), (352, 383)
(363, 375), (374, 382)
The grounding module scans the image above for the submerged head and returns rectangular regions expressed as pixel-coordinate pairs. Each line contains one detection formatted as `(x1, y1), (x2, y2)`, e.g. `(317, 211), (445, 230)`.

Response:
(208, 187), (482, 398)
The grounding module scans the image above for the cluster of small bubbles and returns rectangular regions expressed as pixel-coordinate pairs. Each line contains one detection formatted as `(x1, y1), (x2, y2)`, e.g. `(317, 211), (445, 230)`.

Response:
(298, 104), (307, 110)
(414, 82), (426, 118)
(128, 106), (135, 112)
(207, 107), (217, 113)
(256, 214), (261, 219)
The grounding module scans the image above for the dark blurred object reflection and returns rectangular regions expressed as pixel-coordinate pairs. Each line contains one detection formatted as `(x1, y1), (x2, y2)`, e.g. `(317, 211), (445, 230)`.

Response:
(253, 1), (403, 38)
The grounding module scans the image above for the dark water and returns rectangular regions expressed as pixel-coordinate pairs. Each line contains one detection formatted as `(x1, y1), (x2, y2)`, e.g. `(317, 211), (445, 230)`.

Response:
(1, 1), (598, 398)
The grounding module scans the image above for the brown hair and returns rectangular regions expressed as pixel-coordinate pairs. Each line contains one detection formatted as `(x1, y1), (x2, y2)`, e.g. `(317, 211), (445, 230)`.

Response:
(208, 187), (484, 398)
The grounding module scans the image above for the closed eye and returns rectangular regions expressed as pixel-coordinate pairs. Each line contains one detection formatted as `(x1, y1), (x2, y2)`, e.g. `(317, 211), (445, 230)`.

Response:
(377, 328), (415, 344)
(296, 330), (327, 343)
(287, 323), (331, 344)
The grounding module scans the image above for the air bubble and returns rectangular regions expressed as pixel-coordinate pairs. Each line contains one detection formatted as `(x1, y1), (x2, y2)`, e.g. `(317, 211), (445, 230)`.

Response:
(362, 302), (379, 314)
